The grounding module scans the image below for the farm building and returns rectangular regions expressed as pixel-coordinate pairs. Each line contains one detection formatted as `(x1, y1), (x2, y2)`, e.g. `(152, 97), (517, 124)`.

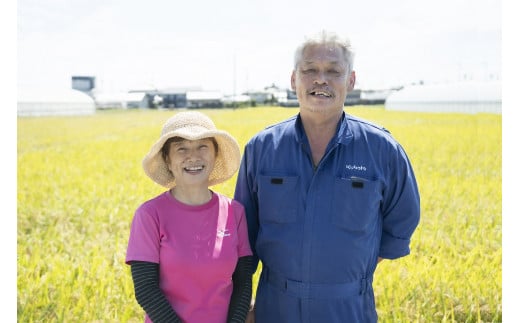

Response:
(126, 91), (159, 109)
(142, 88), (223, 108)
(18, 88), (96, 117)
(93, 91), (150, 109)
(186, 91), (223, 108)
(279, 90), (299, 107)
(243, 91), (273, 105)
(71, 76), (95, 97)
(153, 90), (223, 108)
(222, 94), (253, 107)
(385, 81), (501, 114)
(243, 84), (295, 106)
(359, 89), (395, 105)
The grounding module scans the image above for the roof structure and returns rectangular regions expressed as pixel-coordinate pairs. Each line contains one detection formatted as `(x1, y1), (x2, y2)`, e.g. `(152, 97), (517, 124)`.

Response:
(18, 88), (96, 117)
(385, 81), (501, 114)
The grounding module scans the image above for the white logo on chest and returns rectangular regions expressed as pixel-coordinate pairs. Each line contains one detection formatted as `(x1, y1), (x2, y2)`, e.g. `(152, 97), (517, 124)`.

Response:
(345, 164), (367, 171)
(217, 229), (231, 237)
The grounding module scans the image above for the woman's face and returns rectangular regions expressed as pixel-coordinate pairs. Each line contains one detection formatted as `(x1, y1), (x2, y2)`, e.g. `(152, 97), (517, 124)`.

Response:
(165, 138), (216, 188)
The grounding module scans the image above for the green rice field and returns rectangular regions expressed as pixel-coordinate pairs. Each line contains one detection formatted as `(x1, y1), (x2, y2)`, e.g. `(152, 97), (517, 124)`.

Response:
(17, 106), (502, 322)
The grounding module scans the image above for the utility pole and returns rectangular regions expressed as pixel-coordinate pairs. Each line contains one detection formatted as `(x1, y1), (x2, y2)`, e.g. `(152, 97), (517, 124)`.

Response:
(233, 53), (237, 109)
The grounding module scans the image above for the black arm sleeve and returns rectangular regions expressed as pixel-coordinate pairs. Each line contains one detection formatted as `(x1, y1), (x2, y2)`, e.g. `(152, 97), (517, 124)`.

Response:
(227, 255), (254, 323)
(129, 261), (182, 323)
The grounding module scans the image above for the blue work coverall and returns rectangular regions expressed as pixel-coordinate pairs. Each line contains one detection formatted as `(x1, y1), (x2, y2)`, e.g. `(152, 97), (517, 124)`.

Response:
(234, 112), (420, 323)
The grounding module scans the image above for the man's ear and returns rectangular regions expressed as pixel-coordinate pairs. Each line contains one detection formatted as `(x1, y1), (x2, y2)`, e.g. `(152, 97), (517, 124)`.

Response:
(291, 70), (296, 91)
(347, 71), (356, 91)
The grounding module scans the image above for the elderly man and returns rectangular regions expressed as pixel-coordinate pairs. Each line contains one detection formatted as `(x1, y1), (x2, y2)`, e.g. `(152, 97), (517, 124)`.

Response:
(235, 30), (420, 323)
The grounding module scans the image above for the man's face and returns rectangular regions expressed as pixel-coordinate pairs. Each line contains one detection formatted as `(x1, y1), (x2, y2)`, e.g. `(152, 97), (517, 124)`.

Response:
(291, 44), (355, 115)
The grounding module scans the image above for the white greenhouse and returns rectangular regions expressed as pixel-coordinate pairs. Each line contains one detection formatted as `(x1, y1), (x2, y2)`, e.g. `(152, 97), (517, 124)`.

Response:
(385, 81), (501, 114)
(18, 88), (96, 117)
(93, 91), (149, 109)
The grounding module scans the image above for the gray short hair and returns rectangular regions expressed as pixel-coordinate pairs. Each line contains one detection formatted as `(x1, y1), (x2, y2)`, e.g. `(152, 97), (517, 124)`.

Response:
(293, 30), (355, 74)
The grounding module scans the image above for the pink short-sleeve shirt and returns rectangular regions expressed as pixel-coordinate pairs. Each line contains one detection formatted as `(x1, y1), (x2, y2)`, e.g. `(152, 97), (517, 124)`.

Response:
(126, 191), (252, 323)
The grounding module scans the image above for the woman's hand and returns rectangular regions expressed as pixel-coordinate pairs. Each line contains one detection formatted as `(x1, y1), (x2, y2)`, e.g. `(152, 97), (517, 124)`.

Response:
(245, 298), (255, 323)
(245, 309), (255, 323)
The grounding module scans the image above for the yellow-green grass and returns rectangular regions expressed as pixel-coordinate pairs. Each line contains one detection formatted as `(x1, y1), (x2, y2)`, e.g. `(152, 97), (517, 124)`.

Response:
(18, 107), (501, 322)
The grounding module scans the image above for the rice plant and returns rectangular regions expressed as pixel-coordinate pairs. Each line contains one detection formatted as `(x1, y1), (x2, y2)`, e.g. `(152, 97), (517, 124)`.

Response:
(17, 107), (501, 322)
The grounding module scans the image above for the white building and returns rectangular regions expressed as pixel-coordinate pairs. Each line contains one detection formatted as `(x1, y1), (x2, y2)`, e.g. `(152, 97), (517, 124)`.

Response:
(385, 81), (501, 114)
(18, 88), (96, 117)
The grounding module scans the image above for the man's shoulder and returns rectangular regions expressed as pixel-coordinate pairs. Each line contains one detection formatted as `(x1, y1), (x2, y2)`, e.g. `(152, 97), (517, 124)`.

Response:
(345, 113), (406, 152)
(248, 115), (297, 142)
(264, 115), (298, 131)
(345, 113), (390, 135)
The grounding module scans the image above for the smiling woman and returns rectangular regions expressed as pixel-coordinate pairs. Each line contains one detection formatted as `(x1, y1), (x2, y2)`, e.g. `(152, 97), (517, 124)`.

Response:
(127, 111), (254, 323)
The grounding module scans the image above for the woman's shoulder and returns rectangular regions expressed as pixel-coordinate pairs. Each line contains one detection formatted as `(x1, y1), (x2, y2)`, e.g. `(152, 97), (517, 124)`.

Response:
(135, 191), (171, 213)
(213, 192), (246, 213)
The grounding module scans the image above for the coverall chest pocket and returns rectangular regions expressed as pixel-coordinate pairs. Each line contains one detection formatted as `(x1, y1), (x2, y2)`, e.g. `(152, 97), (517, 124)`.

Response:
(332, 176), (382, 232)
(257, 175), (299, 223)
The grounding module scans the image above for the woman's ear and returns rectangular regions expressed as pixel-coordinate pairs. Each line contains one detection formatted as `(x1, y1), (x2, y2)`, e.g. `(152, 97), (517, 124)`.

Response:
(164, 155), (171, 170)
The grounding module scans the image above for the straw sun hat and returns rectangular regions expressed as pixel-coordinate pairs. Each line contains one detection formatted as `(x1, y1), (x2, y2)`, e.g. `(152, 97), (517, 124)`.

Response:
(142, 111), (241, 188)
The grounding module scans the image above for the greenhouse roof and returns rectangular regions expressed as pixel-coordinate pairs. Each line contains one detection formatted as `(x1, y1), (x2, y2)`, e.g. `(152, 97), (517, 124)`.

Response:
(18, 88), (94, 103)
(386, 81), (501, 103)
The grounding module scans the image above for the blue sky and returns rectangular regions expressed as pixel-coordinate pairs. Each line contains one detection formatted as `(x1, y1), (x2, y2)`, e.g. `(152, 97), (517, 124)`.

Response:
(17, 0), (502, 95)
